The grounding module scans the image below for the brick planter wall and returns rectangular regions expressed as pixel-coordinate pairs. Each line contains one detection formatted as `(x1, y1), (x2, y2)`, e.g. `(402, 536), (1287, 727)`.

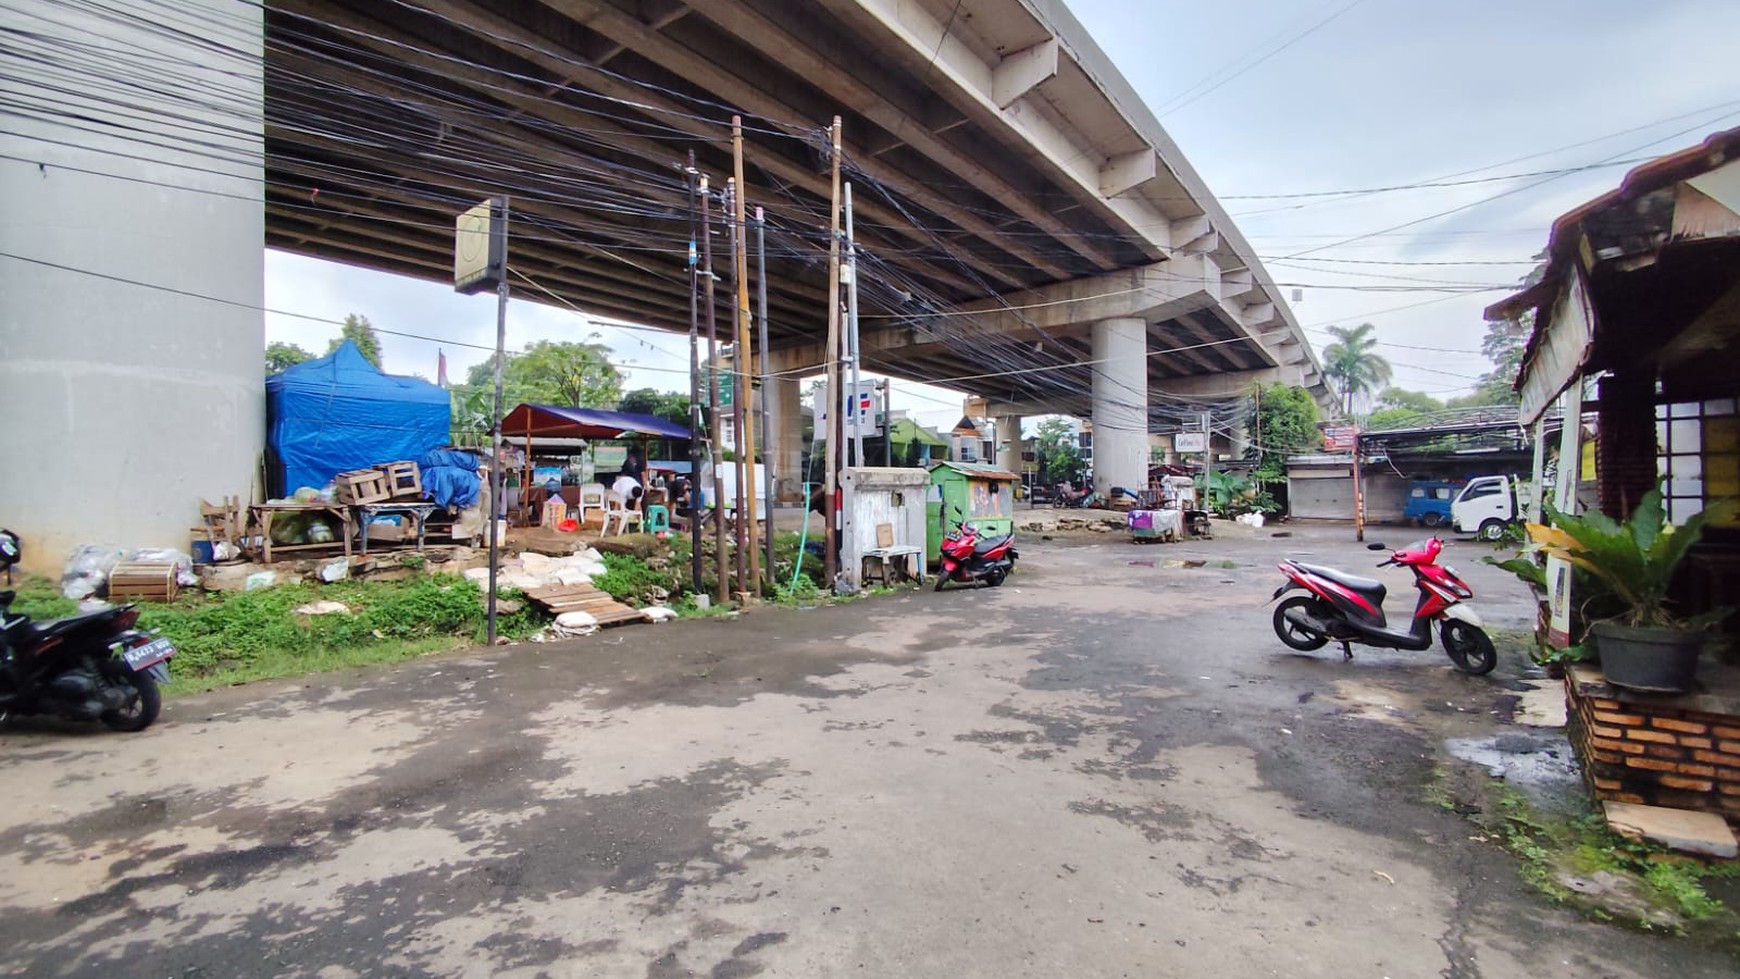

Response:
(1565, 664), (1740, 825)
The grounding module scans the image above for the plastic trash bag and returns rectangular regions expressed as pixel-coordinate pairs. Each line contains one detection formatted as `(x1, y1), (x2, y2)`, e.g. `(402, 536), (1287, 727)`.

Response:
(61, 544), (125, 600)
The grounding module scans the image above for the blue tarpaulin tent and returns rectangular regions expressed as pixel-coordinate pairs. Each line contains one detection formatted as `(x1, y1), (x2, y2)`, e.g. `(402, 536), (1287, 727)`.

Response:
(266, 340), (451, 495)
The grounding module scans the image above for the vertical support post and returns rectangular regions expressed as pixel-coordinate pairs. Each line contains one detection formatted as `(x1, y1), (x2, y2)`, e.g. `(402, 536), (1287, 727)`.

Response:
(686, 154), (703, 595)
(726, 177), (749, 595)
(1351, 429), (1365, 542)
(1527, 415), (1547, 525)
(1201, 410), (1215, 515)
(701, 176), (729, 604)
(844, 182), (864, 470)
(486, 198), (511, 646)
(821, 117), (843, 586)
(732, 120), (762, 594)
(755, 206), (775, 580)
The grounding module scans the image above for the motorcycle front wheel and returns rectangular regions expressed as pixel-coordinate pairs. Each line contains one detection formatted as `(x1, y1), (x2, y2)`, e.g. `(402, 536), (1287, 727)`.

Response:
(1273, 596), (1329, 651)
(99, 667), (161, 732)
(1440, 620), (1498, 676)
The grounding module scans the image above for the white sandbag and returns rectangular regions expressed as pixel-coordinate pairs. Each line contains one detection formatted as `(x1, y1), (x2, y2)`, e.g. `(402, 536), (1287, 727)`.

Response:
(555, 610), (598, 629)
(554, 568), (593, 586)
(641, 606), (678, 623)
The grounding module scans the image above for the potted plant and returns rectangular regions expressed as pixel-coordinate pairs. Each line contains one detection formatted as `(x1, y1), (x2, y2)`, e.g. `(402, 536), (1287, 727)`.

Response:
(1526, 486), (1733, 693)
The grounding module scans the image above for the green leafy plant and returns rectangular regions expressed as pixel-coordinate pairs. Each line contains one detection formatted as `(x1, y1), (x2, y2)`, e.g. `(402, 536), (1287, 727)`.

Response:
(1528, 487), (1734, 629)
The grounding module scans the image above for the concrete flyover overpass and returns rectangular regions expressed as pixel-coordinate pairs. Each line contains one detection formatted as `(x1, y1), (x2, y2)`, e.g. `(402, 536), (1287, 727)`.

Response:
(0, 0), (1327, 565)
(261, 0), (1331, 491)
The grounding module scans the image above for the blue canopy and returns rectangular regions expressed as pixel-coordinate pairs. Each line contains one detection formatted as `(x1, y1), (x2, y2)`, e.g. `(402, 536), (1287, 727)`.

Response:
(266, 340), (451, 494)
(499, 403), (690, 441)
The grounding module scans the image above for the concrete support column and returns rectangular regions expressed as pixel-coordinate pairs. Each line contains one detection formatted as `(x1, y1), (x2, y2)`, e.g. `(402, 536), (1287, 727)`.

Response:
(1091, 318), (1149, 492)
(992, 413), (1023, 477)
(0, 0), (264, 571)
(764, 373), (806, 503)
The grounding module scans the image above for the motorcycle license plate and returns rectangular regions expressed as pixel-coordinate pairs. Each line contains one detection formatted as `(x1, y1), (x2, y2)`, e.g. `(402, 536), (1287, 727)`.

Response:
(123, 638), (176, 671)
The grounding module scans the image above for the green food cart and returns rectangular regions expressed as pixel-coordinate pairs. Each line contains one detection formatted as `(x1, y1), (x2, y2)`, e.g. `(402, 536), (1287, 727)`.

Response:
(926, 461), (1019, 566)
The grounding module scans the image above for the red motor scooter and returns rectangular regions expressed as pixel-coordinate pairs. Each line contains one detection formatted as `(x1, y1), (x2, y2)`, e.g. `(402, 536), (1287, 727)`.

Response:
(1270, 537), (1496, 675)
(934, 511), (1017, 591)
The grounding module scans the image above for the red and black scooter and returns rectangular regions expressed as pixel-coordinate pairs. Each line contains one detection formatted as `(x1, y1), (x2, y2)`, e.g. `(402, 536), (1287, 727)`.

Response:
(934, 510), (1018, 591)
(0, 530), (176, 731)
(1270, 537), (1496, 675)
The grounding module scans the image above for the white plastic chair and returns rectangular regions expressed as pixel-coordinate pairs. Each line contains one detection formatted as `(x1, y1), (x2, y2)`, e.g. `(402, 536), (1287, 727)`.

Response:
(602, 490), (644, 536)
(577, 482), (607, 527)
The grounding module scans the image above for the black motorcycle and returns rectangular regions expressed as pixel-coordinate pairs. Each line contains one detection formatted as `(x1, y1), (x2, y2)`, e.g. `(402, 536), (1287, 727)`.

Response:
(0, 530), (175, 732)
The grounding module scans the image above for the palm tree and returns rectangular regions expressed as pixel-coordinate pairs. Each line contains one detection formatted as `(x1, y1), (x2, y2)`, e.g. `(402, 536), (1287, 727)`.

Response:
(1320, 323), (1392, 416)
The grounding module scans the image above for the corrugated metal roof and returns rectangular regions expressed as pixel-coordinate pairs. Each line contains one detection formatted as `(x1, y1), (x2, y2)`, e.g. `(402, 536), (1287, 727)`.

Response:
(927, 460), (1020, 480)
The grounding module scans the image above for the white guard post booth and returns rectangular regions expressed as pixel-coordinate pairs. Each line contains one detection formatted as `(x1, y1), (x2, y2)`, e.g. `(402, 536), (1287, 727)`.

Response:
(840, 467), (929, 590)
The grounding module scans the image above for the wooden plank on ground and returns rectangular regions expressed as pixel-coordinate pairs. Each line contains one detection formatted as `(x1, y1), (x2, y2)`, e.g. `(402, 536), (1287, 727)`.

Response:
(523, 580), (646, 628)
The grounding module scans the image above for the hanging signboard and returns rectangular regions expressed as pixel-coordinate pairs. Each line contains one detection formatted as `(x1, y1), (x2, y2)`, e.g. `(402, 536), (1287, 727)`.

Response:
(812, 381), (883, 439)
(1323, 426), (1358, 453)
(1173, 432), (1208, 453)
(454, 197), (507, 294)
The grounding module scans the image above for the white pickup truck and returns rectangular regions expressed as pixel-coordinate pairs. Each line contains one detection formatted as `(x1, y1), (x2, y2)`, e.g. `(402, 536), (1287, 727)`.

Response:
(1451, 475), (1532, 541)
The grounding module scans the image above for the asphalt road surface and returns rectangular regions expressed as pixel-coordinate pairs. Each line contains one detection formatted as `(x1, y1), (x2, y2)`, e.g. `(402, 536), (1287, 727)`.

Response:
(2, 524), (1732, 977)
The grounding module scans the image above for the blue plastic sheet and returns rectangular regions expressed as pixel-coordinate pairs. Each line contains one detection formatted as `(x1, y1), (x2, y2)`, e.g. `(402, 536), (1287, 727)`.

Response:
(266, 341), (451, 495)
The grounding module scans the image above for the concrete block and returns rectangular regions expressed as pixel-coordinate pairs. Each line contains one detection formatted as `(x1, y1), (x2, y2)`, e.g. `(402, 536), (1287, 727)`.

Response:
(1603, 801), (1738, 858)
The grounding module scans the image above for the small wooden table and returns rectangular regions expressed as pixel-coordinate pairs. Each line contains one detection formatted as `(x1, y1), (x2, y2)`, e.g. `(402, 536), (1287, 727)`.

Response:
(251, 503), (353, 563)
(355, 502), (440, 555)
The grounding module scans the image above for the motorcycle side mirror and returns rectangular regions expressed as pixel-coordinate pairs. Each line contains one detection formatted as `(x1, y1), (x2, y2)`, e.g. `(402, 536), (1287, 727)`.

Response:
(1365, 542), (1387, 551)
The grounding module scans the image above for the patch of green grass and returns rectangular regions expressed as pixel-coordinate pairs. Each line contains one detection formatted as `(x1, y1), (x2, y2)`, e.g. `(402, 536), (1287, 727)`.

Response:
(1422, 763), (1458, 812)
(1467, 783), (1736, 933)
(592, 552), (682, 607)
(8, 574), (80, 619)
(12, 573), (546, 694)
(168, 636), (466, 694)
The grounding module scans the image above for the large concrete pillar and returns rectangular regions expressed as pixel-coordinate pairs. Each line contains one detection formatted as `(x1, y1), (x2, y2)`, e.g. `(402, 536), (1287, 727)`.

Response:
(992, 413), (1023, 477)
(764, 373), (806, 503)
(1091, 318), (1149, 493)
(0, 0), (265, 572)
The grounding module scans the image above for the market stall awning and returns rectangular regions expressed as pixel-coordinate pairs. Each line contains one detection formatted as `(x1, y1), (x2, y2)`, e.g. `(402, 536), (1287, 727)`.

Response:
(499, 403), (690, 441)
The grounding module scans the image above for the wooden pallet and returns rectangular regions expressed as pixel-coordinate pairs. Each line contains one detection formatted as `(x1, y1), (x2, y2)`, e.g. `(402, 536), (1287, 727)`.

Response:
(522, 583), (646, 627)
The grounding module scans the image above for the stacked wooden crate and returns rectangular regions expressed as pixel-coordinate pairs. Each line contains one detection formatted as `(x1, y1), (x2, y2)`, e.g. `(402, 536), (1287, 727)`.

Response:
(334, 469), (391, 504)
(108, 562), (178, 602)
(376, 461), (422, 499)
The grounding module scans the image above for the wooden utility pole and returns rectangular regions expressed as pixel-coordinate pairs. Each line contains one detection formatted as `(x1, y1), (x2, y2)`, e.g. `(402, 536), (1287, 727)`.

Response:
(1351, 430), (1366, 542)
(821, 118), (844, 587)
(700, 175), (730, 603)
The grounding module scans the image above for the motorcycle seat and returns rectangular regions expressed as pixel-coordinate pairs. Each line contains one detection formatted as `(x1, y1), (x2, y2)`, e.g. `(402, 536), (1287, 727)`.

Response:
(28, 609), (120, 639)
(1294, 563), (1386, 604)
(973, 534), (1012, 555)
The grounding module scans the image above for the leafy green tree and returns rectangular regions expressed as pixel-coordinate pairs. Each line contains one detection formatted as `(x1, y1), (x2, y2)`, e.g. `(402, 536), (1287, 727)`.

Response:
(1032, 417), (1084, 485)
(618, 388), (691, 426)
(1376, 387), (1443, 413)
(1319, 323), (1392, 416)
(265, 341), (314, 376)
(1246, 384), (1320, 483)
(465, 340), (623, 409)
(328, 314), (382, 367)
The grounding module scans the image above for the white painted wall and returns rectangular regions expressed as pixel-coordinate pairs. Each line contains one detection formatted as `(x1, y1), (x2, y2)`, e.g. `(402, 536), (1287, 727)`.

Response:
(0, 0), (264, 572)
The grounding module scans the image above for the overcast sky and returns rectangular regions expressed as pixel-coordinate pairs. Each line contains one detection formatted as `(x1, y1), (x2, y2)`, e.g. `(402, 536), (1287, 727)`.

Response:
(264, 0), (1740, 429)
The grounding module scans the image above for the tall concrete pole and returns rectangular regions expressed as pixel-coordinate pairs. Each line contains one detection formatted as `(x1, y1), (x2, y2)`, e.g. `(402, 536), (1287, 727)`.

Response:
(726, 177), (748, 595)
(701, 176), (730, 603)
(755, 207), (776, 579)
(844, 182), (864, 469)
(685, 154), (703, 595)
(821, 118), (843, 586)
(486, 198), (510, 646)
